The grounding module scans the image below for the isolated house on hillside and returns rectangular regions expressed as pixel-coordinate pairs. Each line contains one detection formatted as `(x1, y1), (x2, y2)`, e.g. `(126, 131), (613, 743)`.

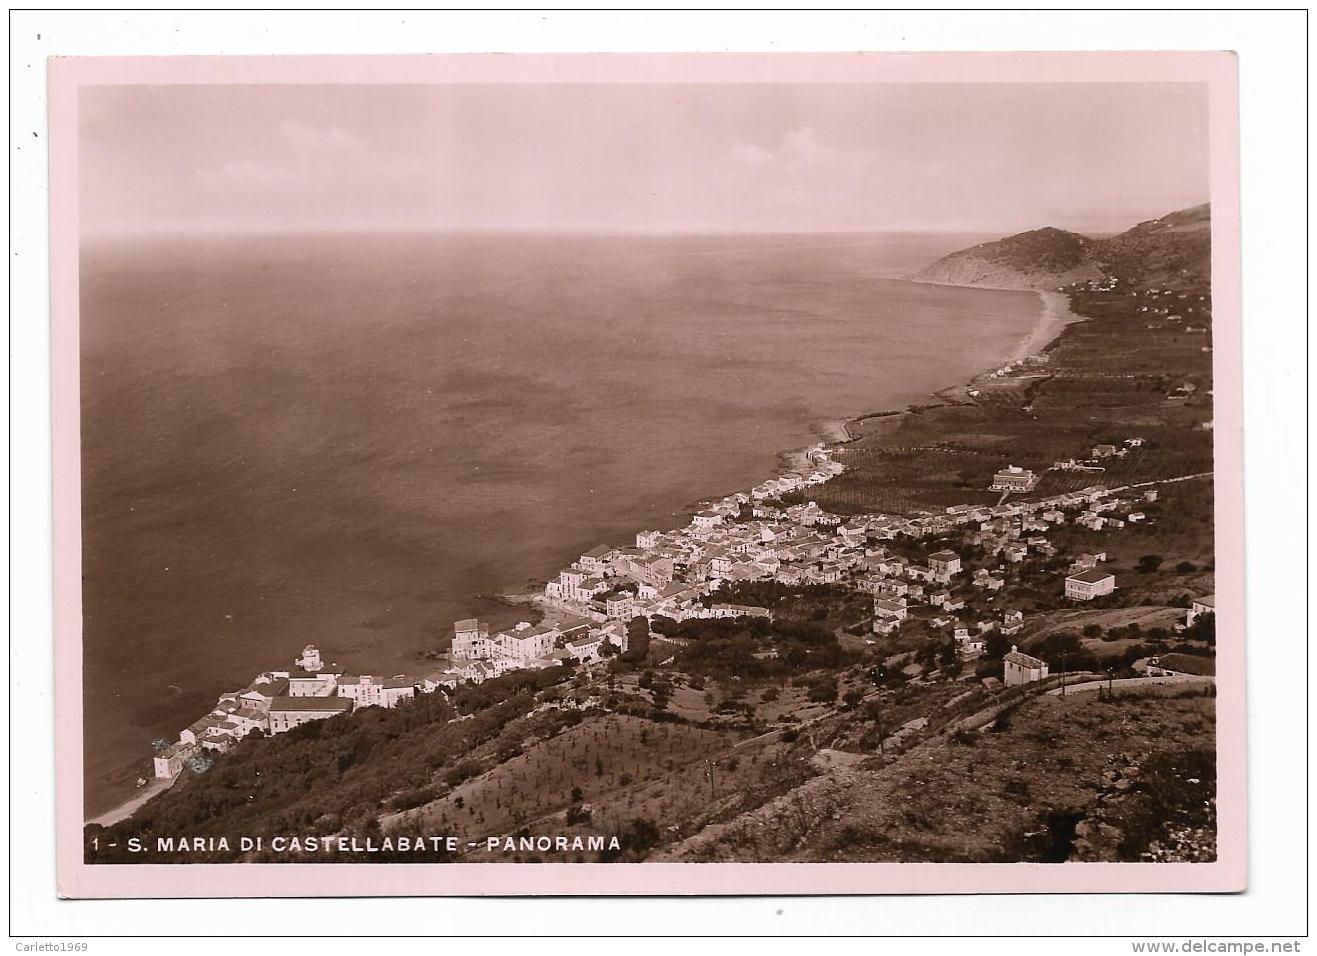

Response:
(1186, 594), (1216, 628)
(1003, 647), (1049, 686)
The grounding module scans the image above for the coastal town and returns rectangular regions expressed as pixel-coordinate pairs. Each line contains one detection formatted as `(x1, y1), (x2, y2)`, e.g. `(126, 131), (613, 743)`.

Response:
(92, 199), (1221, 868)
(149, 424), (1215, 786)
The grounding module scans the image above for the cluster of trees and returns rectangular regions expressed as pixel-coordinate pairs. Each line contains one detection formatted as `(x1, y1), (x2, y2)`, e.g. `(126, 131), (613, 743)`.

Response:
(714, 581), (870, 628)
(650, 615), (858, 682)
(453, 664), (573, 715)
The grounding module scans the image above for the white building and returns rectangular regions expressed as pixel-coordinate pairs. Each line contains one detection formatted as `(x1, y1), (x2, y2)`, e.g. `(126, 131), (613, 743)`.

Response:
(286, 672), (339, 697)
(927, 549), (962, 582)
(605, 592), (636, 621)
(1186, 594), (1215, 628)
(692, 511), (723, 532)
(452, 618), (492, 659)
(497, 622), (559, 661)
(991, 465), (1039, 493)
(579, 544), (613, 572)
(1003, 647), (1049, 685)
(336, 675), (417, 710)
(706, 603), (771, 620)
(1064, 569), (1117, 601)
(268, 695), (353, 734)
(872, 597), (908, 622)
(153, 741), (198, 779)
(296, 645), (322, 671)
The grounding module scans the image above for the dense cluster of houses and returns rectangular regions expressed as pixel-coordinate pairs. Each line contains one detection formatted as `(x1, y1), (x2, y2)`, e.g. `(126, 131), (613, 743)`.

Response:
(523, 439), (1176, 676)
(149, 430), (1208, 778)
(446, 615), (631, 677)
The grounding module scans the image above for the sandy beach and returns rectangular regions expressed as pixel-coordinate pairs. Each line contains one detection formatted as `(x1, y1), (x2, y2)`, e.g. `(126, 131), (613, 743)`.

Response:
(1010, 290), (1085, 363)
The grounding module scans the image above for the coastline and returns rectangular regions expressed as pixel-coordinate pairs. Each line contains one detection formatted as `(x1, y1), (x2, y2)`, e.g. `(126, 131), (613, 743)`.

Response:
(816, 288), (1082, 482)
(1011, 290), (1084, 364)
(89, 283), (1071, 829)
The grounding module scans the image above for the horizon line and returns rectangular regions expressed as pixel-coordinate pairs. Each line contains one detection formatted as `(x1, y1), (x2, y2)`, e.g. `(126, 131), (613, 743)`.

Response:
(77, 219), (1158, 242)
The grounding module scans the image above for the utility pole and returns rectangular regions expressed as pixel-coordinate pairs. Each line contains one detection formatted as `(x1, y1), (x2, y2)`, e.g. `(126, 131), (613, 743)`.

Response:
(1060, 652), (1067, 696)
(869, 665), (886, 754)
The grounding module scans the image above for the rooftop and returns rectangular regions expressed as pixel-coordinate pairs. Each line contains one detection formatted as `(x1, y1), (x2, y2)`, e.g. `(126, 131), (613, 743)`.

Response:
(1067, 569), (1116, 584)
(269, 696), (352, 713)
(1004, 650), (1046, 669)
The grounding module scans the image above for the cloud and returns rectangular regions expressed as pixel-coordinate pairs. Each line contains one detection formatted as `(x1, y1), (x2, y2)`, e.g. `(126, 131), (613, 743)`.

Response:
(275, 119), (363, 152)
(198, 120), (372, 192)
(730, 142), (774, 168)
(730, 126), (840, 171)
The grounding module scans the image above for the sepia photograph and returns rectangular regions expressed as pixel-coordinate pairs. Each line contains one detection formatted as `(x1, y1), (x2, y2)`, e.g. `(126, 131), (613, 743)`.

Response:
(46, 49), (1246, 898)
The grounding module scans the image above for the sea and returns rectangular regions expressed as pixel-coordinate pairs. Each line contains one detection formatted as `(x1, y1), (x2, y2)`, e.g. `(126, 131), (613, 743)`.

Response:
(79, 231), (1045, 817)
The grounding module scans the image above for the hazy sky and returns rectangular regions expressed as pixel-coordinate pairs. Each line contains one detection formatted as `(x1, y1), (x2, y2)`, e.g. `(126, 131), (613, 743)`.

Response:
(80, 83), (1209, 235)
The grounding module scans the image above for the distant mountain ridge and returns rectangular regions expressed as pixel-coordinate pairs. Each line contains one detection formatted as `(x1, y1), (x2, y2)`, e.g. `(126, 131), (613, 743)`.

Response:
(911, 203), (1211, 291)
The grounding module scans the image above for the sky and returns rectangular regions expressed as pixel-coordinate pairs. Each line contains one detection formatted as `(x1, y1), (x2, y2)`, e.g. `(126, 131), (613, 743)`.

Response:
(79, 82), (1210, 235)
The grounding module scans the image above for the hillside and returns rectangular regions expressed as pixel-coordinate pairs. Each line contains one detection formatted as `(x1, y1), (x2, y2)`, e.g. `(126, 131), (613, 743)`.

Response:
(912, 204), (1210, 291)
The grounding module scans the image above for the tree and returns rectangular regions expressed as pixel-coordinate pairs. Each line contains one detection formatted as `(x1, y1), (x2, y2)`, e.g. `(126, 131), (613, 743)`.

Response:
(983, 632), (1010, 660)
(1082, 623), (1103, 639)
(623, 818), (662, 855)
(1176, 561), (1198, 573)
(1136, 554), (1164, 574)
(621, 617), (651, 663)
(1184, 612), (1216, 645)
(1033, 630), (1082, 667)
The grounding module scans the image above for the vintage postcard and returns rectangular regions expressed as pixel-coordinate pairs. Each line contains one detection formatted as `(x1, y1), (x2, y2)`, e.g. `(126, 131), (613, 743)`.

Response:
(51, 52), (1244, 897)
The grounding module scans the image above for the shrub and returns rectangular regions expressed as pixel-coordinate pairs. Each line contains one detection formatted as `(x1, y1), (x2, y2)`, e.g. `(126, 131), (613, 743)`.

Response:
(444, 759), (481, 788)
(807, 677), (838, 703)
(1136, 554), (1164, 574)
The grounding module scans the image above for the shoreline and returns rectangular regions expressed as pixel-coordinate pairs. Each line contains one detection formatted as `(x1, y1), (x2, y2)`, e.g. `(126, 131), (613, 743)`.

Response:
(816, 287), (1082, 477)
(1011, 290), (1084, 365)
(88, 284), (1074, 829)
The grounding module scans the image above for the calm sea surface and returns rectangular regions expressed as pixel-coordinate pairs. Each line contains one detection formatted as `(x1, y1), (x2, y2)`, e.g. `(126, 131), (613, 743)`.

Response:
(80, 232), (1041, 815)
